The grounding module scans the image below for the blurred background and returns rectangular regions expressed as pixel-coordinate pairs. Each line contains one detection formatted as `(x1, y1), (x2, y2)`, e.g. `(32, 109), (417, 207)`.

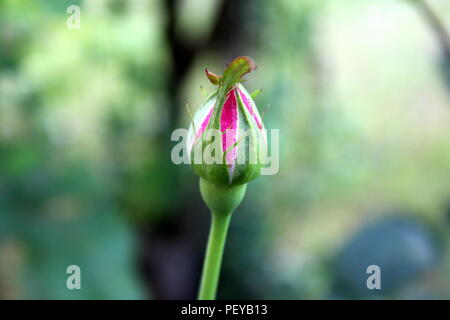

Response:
(1, 0), (450, 300)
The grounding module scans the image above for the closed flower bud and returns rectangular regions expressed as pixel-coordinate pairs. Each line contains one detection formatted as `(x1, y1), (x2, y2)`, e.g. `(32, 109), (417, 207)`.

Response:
(187, 57), (267, 186)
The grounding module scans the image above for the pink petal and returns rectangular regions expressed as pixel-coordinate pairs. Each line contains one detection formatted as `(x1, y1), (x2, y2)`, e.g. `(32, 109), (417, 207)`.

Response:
(238, 88), (263, 129)
(196, 107), (214, 138)
(221, 89), (238, 165)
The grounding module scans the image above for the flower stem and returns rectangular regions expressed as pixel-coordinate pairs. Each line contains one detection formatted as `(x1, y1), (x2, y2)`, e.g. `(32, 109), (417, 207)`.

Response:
(197, 178), (246, 300)
(198, 211), (232, 300)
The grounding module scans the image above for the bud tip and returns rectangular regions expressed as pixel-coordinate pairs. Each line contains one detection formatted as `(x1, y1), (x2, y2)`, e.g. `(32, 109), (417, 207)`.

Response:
(205, 68), (221, 85)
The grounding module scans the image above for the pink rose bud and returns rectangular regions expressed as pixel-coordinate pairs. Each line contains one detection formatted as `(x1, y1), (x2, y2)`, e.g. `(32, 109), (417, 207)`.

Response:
(188, 57), (267, 186)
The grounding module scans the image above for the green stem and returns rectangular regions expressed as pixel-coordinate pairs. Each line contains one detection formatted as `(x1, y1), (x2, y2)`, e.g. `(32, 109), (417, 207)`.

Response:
(198, 211), (232, 300)
(197, 178), (247, 300)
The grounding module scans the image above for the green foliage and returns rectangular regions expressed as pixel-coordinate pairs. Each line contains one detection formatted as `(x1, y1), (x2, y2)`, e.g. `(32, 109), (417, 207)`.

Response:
(1, 0), (450, 299)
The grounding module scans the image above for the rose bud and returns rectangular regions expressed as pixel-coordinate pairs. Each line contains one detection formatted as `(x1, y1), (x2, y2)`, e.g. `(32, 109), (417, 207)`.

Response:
(187, 57), (267, 187)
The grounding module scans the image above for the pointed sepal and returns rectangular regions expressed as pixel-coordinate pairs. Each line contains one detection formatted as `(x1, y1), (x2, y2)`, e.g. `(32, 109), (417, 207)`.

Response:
(205, 68), (221, 85)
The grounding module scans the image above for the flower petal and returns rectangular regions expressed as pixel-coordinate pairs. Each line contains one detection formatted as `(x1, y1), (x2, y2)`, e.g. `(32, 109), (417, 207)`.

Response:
(220, 89), (239, 166)
(196, 107), (213, 138)
(238, 86), (263, 130)
(187, 92), (216, 155)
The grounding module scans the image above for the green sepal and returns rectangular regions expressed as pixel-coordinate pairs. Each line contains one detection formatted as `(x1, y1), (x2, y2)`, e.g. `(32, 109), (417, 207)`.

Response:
(219, 56), (256, 92)
(250, 89), (262, 99)
(205, 68), (221, 85)
(207, 57), (257, 135)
